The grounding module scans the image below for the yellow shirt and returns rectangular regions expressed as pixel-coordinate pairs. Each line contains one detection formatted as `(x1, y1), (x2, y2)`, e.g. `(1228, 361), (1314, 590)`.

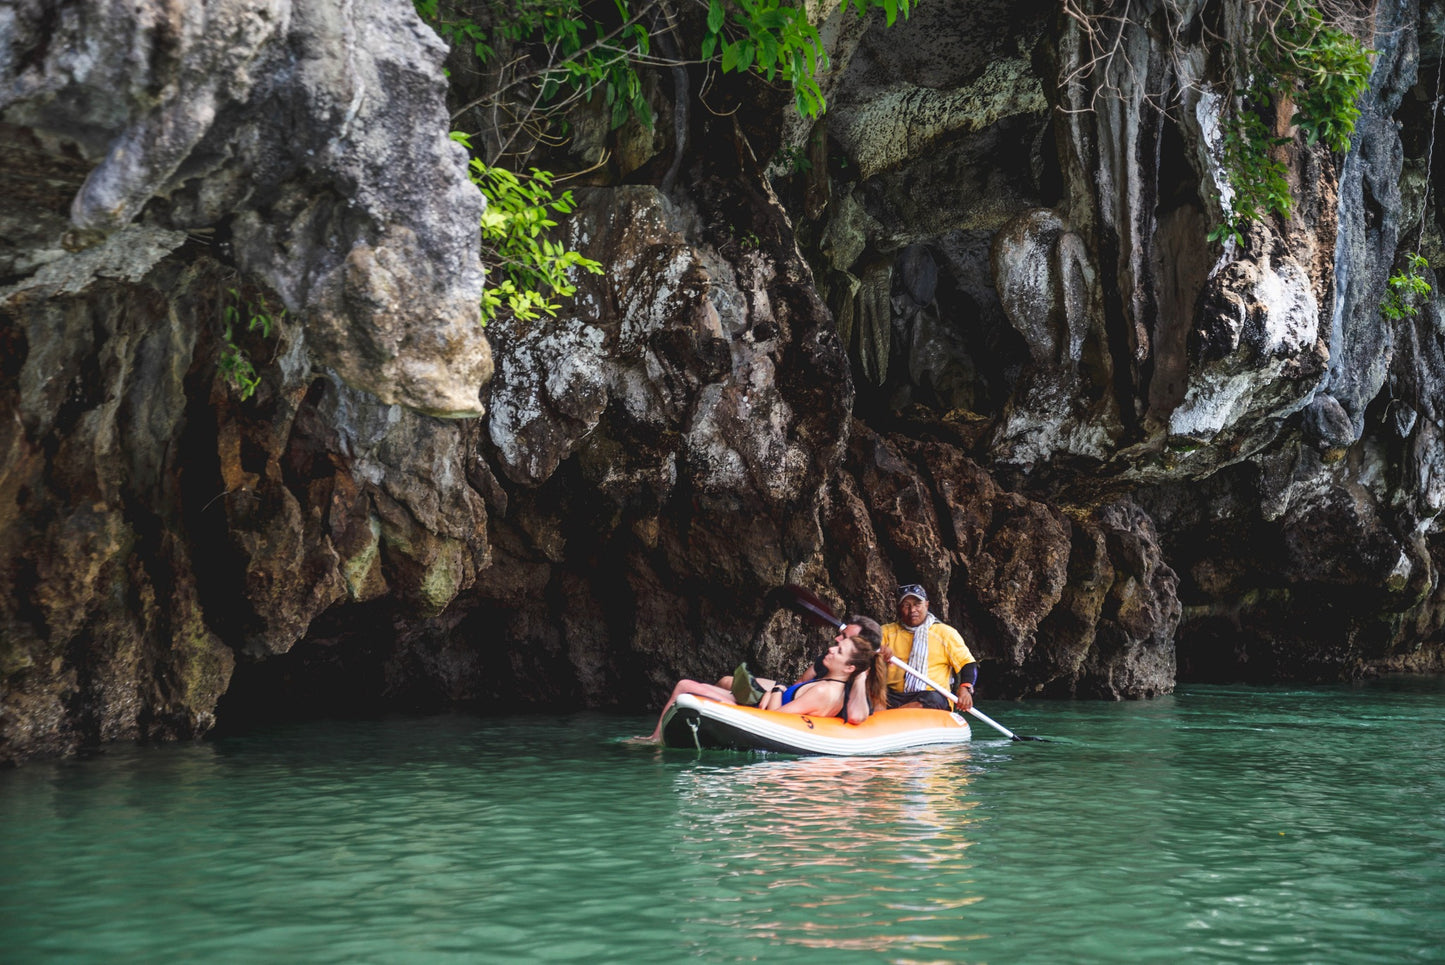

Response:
(883, 621), (975, 693)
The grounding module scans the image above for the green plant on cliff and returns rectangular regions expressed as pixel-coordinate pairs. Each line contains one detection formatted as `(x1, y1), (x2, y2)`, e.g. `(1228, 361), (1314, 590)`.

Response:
(1262, 2), (1372, 152)
(457, 136), (605, 323)
(703, 0), (818, 117)
(422, 0), (905, 135)
(708, 0), (914, 116)
(1381, 252), (1432, 321)
(419, 0), (655, 132)
(1209, 0), (1374, 246)
(1209, 107), (1293, 246)
(219, 288), (284, 401)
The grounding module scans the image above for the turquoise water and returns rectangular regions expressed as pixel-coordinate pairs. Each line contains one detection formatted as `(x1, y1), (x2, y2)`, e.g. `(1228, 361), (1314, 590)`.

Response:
(1, 679), (1442, 963)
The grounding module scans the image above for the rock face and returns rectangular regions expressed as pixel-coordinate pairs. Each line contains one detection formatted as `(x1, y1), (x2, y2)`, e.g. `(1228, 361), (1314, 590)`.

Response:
(3, 0), (1445, 761)
(0, 0), (491, 757)
(794, 0), (1445, 686)
(1, 0), (491, 416)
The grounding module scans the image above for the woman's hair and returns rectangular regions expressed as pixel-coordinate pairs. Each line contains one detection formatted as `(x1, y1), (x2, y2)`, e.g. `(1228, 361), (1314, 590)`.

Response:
(842, 630), (888, 711)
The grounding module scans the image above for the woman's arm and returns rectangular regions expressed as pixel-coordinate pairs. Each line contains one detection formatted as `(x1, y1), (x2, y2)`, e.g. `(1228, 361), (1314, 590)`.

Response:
(758, 685), (786, 711)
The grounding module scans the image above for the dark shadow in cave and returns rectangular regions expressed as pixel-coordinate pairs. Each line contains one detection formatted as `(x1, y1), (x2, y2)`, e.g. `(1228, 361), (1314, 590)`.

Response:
(208, 596), (561, 735)
(851, 235), (1031, 428)
(208, 445), (661, 736)
(210, 600), (408, 735)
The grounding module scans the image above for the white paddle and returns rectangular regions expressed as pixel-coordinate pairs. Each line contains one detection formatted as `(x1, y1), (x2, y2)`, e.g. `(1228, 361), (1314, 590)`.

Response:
(887, 655), (1046, 741)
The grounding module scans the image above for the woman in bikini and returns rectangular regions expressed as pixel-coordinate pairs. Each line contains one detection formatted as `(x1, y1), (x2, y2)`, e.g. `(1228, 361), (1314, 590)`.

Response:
(742, 614), (885, 722)
(635, 631), (885, 743)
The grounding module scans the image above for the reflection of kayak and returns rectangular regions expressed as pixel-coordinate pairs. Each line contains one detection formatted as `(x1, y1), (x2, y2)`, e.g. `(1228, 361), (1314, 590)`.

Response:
(660, 694), (972, 756)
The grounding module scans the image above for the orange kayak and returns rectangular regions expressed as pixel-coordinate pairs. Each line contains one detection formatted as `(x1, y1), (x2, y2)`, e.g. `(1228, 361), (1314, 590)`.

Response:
(660, 694), (972, 755)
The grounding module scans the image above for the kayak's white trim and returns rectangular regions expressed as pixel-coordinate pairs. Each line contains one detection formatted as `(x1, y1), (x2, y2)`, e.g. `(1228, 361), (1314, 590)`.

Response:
(664, 694), (971, 756)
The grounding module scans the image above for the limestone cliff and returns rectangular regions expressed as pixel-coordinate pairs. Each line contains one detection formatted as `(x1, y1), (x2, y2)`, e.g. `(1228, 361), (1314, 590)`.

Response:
(2, 0), (1443, 762)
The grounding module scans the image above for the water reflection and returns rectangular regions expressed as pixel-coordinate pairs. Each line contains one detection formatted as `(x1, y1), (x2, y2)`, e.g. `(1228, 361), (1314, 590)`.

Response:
(670, 752), (984, 957)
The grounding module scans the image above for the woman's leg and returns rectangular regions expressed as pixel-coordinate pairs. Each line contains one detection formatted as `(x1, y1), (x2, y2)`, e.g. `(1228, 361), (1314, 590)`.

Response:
(641, 679), (736, 741)
(718, 674), (777, 690)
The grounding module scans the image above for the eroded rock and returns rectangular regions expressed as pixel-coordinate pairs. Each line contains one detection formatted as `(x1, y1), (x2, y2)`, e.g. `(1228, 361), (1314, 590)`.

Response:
(2, 0), (491, 416)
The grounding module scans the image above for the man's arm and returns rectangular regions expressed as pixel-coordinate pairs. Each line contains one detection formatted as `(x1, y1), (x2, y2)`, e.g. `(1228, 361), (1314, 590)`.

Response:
(954, 660), (977, 711)
(939, 623), (978, 711)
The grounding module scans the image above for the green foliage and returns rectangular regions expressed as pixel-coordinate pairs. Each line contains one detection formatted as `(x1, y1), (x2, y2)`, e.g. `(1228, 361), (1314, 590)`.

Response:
(1207, 108), (1292, 246)
(219, 288), (284, 401)
(728, 229), (761, 253)
(704, 0), (913, 117)
(772, 145), (812, 174)
(1260, 2), (1374, 153)
(1381, 252), (1432, 321)
(415, 0), (494, 60)
(418, 0), (651, 131)
(420, 0), (914, 131)
(535, 4), (653, 129)
(1212, 0), (1374, 245)
(465, 152), (605, 323)
(704, 0), (827, 116)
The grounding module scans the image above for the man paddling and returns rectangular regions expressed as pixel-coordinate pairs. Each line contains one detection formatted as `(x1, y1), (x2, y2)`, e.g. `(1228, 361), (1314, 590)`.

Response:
(883, 584), (977, 711)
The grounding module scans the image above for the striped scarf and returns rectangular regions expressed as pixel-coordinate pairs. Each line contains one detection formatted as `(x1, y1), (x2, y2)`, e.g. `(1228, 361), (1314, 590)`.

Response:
(905, 614), (937, 689)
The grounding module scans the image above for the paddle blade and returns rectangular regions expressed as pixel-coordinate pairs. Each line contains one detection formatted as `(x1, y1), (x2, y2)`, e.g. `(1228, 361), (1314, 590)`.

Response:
(781, 584), (846, 630)
(966, 706), (1052, 742)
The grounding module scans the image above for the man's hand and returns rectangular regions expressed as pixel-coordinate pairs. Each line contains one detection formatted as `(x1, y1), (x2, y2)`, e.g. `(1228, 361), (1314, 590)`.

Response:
(955, 685), (974, 712)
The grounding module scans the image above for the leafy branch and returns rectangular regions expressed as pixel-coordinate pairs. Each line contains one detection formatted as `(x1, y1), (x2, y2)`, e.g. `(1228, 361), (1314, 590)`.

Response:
(418, 0), (915, 326)
(455, 133), (605, 324)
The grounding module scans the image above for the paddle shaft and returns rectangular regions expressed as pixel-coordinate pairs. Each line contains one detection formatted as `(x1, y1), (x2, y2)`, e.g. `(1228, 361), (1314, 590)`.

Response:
(887, 655), (1025, 741)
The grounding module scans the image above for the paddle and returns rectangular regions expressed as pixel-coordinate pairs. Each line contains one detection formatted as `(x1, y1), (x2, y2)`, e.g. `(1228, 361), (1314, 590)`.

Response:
(886, 656), (1046, 741)
(780, 584), (1048, 742)
(781, 583), (848, 632)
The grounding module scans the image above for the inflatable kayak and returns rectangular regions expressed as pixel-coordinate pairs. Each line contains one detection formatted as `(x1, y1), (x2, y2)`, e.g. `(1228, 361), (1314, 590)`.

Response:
(659, 694), (972, 755)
